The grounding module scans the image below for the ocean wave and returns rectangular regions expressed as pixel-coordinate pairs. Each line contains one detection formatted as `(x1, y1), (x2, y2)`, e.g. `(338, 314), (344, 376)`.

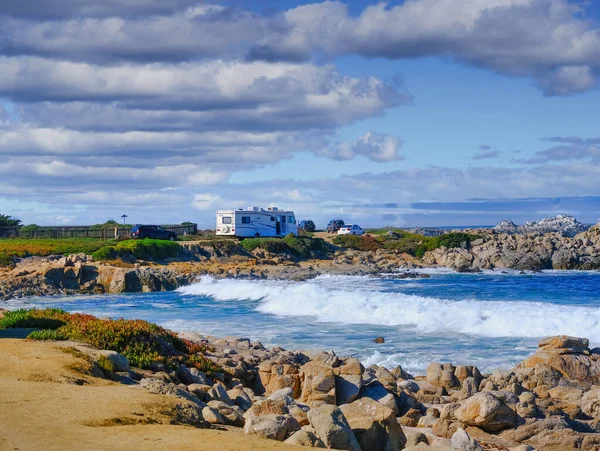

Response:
(178, 276), (600, 341)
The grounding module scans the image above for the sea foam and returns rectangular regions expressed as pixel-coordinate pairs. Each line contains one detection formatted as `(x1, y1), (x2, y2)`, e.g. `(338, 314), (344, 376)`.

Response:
(178, 276), (600, 341)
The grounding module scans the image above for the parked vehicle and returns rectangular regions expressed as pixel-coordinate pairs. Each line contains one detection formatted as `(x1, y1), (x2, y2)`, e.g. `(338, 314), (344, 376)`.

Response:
(327, 219), (345, 233)
(216, 207), (298, 238)
(299, 220), (316, 232)
(131, 224), (177, 241)
(337, 224), (365, 236)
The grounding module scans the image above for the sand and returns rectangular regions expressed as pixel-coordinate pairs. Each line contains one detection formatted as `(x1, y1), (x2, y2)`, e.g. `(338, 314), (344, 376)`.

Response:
(0, 335), (303, 451)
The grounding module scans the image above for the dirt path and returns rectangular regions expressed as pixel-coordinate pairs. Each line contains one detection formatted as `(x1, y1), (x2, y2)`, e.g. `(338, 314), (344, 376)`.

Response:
(0, 337), (302, 451)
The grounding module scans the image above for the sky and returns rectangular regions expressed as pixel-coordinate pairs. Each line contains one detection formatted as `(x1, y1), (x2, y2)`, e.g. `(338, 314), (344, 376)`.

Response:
(0, 0), (599, 228)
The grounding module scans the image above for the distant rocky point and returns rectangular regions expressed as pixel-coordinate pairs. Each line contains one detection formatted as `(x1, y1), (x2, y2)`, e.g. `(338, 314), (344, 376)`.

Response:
(494, 214), (590, 237)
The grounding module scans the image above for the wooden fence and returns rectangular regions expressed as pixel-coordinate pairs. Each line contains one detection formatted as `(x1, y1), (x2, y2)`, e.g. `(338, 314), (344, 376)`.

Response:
(0, 224), (198, 240)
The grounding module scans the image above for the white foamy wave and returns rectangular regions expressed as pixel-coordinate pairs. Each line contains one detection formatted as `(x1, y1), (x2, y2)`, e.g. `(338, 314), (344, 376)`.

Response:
(179, 276), (600, 341)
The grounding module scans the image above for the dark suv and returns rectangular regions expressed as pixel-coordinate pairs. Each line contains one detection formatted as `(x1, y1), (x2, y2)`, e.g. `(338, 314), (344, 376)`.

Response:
(327, 219), (345, 233)
(299, 220), (316, 232)
(131, 225), (177, 241)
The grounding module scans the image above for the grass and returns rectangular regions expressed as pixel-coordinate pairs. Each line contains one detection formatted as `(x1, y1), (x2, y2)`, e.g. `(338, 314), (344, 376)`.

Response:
(0, 308), (220, 375)
(0, 238), (116, 266)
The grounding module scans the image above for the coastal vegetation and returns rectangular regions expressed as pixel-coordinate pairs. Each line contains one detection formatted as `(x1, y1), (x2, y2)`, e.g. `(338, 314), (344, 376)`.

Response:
(91, 239), (180, 262)
(240, 234), (332, 258)
(0, 308), (219, 374)
(0, 238), (116, 267)
(333, 230), (474, 257)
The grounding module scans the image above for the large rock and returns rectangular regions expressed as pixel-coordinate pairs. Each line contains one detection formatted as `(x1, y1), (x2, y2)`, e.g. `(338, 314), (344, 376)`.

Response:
(581, 387), (600, 419)
(301, 361), (336, 406)
(207, 383), (233, 406)
(307, 404), (361, 451)
(538, 335), (589, 354)
(454, 391), (517, 432)
(284, 430), (326, 448)
(340, 397), (407, 451)
(97, 350), (130, 373)
(450, 428), (484, 451)
(243, 414), (300, 441)
(359, 381), (399, 415)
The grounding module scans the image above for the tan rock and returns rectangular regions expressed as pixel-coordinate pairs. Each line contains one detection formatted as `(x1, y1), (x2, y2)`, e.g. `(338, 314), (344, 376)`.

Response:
(454, 391), (517, 432)
(339, 397), (406, 451)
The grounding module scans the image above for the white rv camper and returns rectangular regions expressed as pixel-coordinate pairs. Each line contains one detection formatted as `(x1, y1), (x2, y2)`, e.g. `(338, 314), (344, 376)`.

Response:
(216, 207), (298, 238)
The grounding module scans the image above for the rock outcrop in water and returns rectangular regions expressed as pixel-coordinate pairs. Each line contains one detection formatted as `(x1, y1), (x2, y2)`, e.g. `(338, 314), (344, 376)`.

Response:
(424, 223), (600, 271)
(493, 214), (590, 237)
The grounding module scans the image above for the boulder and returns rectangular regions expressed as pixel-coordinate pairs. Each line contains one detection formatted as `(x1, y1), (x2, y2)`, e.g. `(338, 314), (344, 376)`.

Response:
(359, 381), (399, 415)
(244, 414), (301, 441)
(307, 404), (361, 451)
(538, 336), (589, 354)
(450, 428), (484, 451)
(340, 397), (407, 451)
(284, 430), (326, 448)
(246, 398), (288, 417)
(301, 361), (336, 406)
(97, 350), (130, 373)
(207, 400), (245, 427)
(336, 374), (363, 405)
(581, 387), (600, 419)
(207, 383), (233, 406)
(202, 406), (225, 425)
(227, 387), (253, 411)
(454, 391), (517, 432)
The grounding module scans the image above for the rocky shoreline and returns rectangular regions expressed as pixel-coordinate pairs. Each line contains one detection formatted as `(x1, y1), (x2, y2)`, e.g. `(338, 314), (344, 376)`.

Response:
(4, 311), (599, 451)
(1, 223), (598, 301)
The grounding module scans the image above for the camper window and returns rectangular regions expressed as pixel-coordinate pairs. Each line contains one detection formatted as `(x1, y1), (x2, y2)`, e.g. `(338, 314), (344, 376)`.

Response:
(241, 216), (251, 224)
(222, 216), (232, 224)
(288, 216), (295, 224)
(270, 216), (276, 221)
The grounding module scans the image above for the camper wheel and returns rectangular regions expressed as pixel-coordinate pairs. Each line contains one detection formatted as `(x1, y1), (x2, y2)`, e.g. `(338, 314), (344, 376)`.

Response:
(254, 233), (260, 238)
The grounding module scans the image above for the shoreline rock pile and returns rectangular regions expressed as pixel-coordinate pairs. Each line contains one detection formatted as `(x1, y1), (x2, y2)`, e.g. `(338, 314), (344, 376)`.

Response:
(82, 332), (600, 450)
(493, 214), (590, 237)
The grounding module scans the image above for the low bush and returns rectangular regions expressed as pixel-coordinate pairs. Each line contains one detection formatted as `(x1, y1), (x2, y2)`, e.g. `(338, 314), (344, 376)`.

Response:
(0, 308), (220, 375)
(283, 234), (331, 258)
(240, 237), (290, 254)
(335, 230), (475, 258)
(332, 234), (384, 251)
(92, 239), (180, 262)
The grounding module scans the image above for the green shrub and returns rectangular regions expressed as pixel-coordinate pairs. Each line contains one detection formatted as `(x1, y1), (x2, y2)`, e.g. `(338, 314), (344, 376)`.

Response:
(332, 235), (384, 251)
(0, 251), (17, 267)
(91, 246), (118, 261)
(97, 354), (115, 374)
(283, 234), (331, 258)
(0, 308), (220, 375)
(0, 308), (69, 329)
(240, 238), (290, 254)
(27, 329), (65, 340)
(91, 240), (180, 262)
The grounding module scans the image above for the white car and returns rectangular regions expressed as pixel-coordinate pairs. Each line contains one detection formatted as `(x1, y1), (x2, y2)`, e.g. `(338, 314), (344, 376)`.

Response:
(337, 224), (365, 236)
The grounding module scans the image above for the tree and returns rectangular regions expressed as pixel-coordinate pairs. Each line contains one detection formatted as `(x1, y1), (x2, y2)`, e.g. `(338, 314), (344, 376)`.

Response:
(0, 213), (21, 227)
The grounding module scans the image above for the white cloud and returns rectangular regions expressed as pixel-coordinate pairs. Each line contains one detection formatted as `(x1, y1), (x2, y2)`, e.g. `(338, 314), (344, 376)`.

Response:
(321, 132), (404, 162)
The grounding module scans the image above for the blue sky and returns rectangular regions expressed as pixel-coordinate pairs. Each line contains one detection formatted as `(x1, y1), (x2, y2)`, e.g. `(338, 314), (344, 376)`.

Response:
(0, 0), (599, 228)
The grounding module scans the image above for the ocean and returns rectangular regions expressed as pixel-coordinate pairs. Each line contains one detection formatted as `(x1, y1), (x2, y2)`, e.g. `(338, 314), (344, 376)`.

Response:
(6, 269), (600, 375)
